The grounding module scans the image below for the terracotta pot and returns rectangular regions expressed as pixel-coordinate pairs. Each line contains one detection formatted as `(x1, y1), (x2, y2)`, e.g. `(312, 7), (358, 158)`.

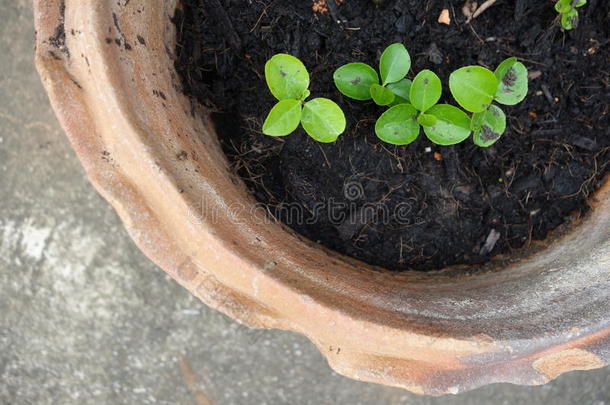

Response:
(34, 0), (610, 395)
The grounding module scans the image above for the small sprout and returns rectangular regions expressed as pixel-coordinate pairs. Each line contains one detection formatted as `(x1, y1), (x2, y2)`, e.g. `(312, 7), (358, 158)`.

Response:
(334, 43), (411, 106)
(449, 66), (498, 113)
(373, 69), (445, 145)
(395, 69), (473, 146)
(555, 0), (572, 13)
(263, 54), (346, 142)
(410, 70), (442, 113)
(561, 8), (578, 30)
(494, 57), (528, 105)
(423, 104), (472, 145)
(555, 0), (586, 30)
(471, 104), (506, 147)
(375, 104), (420, 145)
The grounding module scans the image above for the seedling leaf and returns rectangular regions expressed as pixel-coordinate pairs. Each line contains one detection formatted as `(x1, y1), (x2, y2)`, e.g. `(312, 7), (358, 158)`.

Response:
(265, 54), (310, 101)
(410, 70), (442, 112)
(494, 58), (528, 105)
(449, 66), (498, 113)
(555, 0), (571, 13)
(494, 57), (518, 73)
(417, 113), (438, 127)
(556, 0), (585, 30)
(561, 9), (578, 30)
(387, 78), (412, 105)
(370, 83), (396, 106)
(334, 63), (379, 100)
(262, 99), (303, 136)
(423, 104), (472, 145)
(301, 98), (346, 143)
(471, 105), (506, 147)
(379, 43), (411, 85)
(375, 104), (420, 145)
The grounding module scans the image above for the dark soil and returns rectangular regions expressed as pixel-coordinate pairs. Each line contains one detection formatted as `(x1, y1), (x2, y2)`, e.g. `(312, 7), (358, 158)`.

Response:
(174, 0), (610, 271)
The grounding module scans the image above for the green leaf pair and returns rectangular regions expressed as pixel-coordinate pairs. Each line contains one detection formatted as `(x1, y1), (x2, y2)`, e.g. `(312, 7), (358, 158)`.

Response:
(449, 60), (527, 113)
(449, 57), (528, 146)
(555, 0), (586, 30)
(376, 103), (472, 146)
(333, 43), (412, 106)
(263, 54), (346, 143)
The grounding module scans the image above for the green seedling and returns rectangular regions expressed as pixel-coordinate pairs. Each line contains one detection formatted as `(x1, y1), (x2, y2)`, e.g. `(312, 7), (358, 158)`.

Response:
(555, 0), (586, 30)
(263, 54), (346, 143)
(334, 43), (412, 107)
(334, 43), (471, 146)
(375, 69), (472, 146)
(449, 57), (528, 147)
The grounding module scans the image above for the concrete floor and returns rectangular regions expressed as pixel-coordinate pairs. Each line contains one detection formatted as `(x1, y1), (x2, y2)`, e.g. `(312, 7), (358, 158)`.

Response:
(1, 1), (609, 404)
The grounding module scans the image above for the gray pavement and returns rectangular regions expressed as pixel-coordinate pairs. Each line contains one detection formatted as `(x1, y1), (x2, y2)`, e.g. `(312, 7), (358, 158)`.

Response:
(1, 1), (609, 404)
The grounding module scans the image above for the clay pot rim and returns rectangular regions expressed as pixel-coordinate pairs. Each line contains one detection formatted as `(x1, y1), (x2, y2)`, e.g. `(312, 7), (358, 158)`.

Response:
(34, 0), (610, 395)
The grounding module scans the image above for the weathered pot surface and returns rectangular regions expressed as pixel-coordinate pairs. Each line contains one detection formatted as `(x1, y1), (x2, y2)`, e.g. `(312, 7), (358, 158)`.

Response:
(34, 0), (609, 395)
